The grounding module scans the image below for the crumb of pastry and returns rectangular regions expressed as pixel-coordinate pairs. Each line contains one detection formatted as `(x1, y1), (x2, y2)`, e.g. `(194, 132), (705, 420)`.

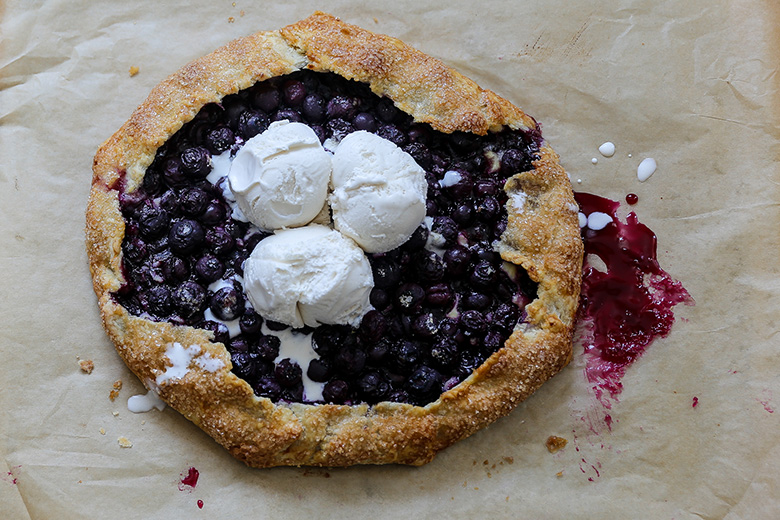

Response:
(502, 456), (514, 464)
(240, 10), (245, 16)
(545, 435), (568, 453)
(373, 17), (379, 24)
(109, 379), (123, 401)
(79, 359), (94, 374)
(129, 66), (139, 77)
(228, 16), (235, 23)
(556, 470), (564, 478)
(99, 428), (106, 435)
(112, 411), (119, 417)
(117, 437), (133, 448)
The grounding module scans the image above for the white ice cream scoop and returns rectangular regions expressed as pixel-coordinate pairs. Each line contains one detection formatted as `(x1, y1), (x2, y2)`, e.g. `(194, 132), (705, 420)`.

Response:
(329, 131), (427, 253)
(243, 224), (374, 329)
(228, 120), (332, 230)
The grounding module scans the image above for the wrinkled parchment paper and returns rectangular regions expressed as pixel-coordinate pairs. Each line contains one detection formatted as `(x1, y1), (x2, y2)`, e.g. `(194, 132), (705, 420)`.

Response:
(2, 1), (778, 518)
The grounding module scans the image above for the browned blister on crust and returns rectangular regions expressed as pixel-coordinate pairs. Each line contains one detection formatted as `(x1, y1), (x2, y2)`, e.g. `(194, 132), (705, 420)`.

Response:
(86, 11), (583, 467)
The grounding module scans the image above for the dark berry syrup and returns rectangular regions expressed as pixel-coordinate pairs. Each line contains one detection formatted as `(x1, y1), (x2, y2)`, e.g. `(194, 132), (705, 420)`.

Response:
(575, 192), (693, 408)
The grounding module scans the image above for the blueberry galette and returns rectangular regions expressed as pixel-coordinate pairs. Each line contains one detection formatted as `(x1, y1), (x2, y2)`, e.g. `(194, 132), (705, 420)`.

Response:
(86, 12), (583, 467)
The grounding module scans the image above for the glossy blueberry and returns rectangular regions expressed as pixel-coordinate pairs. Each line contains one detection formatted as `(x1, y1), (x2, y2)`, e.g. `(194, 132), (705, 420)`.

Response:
(253, 376), (282, 400)
(403, 224), (429, 251)
(500, 148), (530, 176)
(470, 260), (497, 287)
(482, 330), (505, 352)
(366, 338), (392, 365)
(179, 187), (209, 216)
(490, 303), (520, 331)
(432, 216), (458, 246)
(357, 371), (388, 401)
(326, 95), (359, 120)
(162, 158), (188, 187)
(301, 93), (326, 122)
(395, 283), (425, 313)
(143, 285), (172, 315)
(256, 335), (281, 361)
(312, 325), (349, 357)
(200, 201), (226, 226)
(474, 178), (499, 198)
(180, 147), (211, 179)
(352, 112), (377, 132)
(123, 237), (147, 263)
(371, 259), (401, 289)
(376, 97), (399, 123)
(273, 108), (302, 123)
(205, 126), (235, 154)
(403, 142), (432, 169)
(464, 292), (492, 310)
(416, 250), (445, 281)
(173, 281), (206, 318)
(239, 312), (262, 336)
(307, 358), (332, 383)
(411, 312), (440, 338)
(406, 365), (442, 396)
(451, 203), (474, 225)
(209, 287), (244, 321)
(322, 380), (350, 404)
(369, 287), (391, 310)
(274, 359), (302, 388)
(237, 109), (269, 139)
(425, 283), (454, 308)
(169, 219), (205, 254)
(162, 255), (189, 283)
(283, 80), (306, 106)
(334, 347), (366, 377)
(460, 310), (487, 334)
(430, 337), (458, 369)
(390, 340), (422, 373)
(195, 254), (224, 282)
(476, 196), (501, 222)
(205, 227), (235, 256)
(201, 320), (229, 345)
(359, 310), (387, 344)
(326, 118), (355, 141)
(377, 124), (407, 147)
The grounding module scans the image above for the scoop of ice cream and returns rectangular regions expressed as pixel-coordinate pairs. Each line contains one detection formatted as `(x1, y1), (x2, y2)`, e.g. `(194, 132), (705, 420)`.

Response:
(329, 131), (427, 253)
(243, 224), (373, 329)
(228, 120), (332, 230)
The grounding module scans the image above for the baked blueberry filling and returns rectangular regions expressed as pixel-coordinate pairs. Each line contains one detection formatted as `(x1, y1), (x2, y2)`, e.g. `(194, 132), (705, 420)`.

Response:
(115, 70), (541, 407)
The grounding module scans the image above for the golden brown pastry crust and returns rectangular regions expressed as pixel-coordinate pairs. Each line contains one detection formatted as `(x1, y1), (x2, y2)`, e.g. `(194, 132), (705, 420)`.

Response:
(86, 11), (583, 467)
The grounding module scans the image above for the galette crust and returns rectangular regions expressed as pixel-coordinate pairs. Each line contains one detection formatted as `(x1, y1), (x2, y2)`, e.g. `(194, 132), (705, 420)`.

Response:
(86, 11), (583, 467)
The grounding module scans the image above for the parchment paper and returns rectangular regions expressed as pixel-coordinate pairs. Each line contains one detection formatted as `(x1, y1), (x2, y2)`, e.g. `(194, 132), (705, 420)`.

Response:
(2, 0), (778, 518)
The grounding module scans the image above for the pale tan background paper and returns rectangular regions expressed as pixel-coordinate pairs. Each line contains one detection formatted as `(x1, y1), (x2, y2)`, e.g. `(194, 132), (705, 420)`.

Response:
(1, 0), (778, 518)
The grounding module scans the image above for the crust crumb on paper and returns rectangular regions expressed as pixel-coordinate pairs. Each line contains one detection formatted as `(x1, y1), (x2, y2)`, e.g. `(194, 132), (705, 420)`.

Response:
(78, 359), (94, 374)
(129, 66), (139, 77)
(109, 379), (123, 401)
(117, 437), (133, 448)
(545, 435), (568, 453)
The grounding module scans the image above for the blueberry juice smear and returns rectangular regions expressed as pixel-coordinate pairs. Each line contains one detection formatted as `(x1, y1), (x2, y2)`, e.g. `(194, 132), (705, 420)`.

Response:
(575, 192), (693, 407)
(114, 70), (543, 407)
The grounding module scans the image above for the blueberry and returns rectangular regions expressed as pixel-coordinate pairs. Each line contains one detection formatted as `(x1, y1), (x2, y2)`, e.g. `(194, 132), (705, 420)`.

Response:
(326, 95), (359, 120)
(369, 287), (391, 310)
(490, 303), (520, 331)
(205, 227), (235, 256)
(366, 338), (392, 365)
(173, 281), (206, 318)
(352, 112), (377, 132)
(376, 98), (399, 123)
(274, 359), (302, 388)
(432, 216), (458, 246)
(180, 147), (211, 179)
(201, 320), (229, 345)
(334, 347), (366, 377)
(326, 118), (354, 141)
(416, 250), (445, 281)
(123, 237), (147, 263)
(309, 124), (326, 143)
(162, 158), (188, 187)
(395, 283), (425, 313)
(501, 148), (531, 176)
(307, 358), (331, 383)
(408, 125), (431, 144)
(256, 335), (281, 361)
(358, 371), (388, 401)
(209, 287), (244, 321)
(253, 376), (282, 400)
(430, 337), (458, 369)
(390, 340), (422, 373)
(272, 108), (302, 123)
(445, 171), (473, 199)
(301, 93), (326, 122)
(195, 254), (224, 282)
(229, 337), (251, 353)
(239, 312), (262, 336)
(376, 124), (407, 147)
(425, 283), (454, 308)
(386, 389), (410, 404)
(406, 366), (442, 397)
(474, 179), (499, 198)
(169, 219), (205, 254)
(179, 187), (209, 216)
(470, 260), (497, 287)
(143, 285), (172, 315)
(403, 224), (429, 251)
(460, 310), (487, 334)
(251, 85), (281, 112)
(449, 131), (481, 154)
(371, 259), (401, 289)
(200, 201), (226, 226)
(437, 317), (459, 337)
(205, 127), (235, 154)
(476, 196), (501, 222)
(322, 380), (350, 404)
(237, 109), (269, 138)
(265, 320), (289, 331)
(162, 255), (189, 283)
(141, 169), (163, 195)
(482, 330), (506, 352)
(452, 203), (474, 225)
(494, 219), (508, 239)
(359, 310), (387, 344)
(411, 312), (440, 338)
(312, 325), (349, 357)
(158, 190), (180, 216)
(230, 351), (255, 379)
(464, 292), (492, 310)
(283, 80), (306, 106)
(403, 142), (432, 169)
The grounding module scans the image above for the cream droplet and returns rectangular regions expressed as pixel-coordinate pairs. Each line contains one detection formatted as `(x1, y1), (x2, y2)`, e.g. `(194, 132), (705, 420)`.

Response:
(591, 157), (598, 164)
(637, 158), (657, 182)
(598, 142), (616, 157)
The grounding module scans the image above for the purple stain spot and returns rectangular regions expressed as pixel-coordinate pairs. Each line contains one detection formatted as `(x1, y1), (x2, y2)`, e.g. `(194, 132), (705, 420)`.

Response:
(575, 192), (694, 409)
(692, 396), (699, 408)
(178, 467), (199, 491)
